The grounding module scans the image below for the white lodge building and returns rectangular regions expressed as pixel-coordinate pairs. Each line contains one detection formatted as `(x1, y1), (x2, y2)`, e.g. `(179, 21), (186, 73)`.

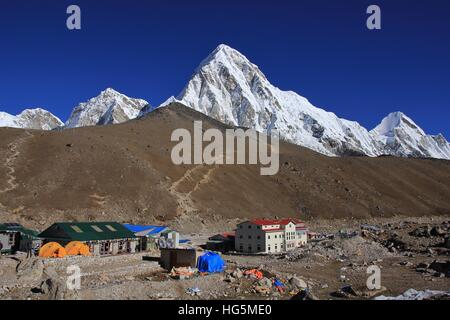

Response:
(235, 218), (308, 254)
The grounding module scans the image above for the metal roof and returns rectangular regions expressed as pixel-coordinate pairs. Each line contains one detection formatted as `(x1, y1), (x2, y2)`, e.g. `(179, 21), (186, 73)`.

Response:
(0, 223), (40, 238)
(38, 222), (137, 241)
(250, 218), (304, 226)
(123, 224), (169, 236)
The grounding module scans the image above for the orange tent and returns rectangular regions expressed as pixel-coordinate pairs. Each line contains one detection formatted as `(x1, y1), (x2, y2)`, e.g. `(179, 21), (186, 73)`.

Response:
(65, 241), (91, 256)
(244, 269), (264, 280)
(39, 242), (67, 258)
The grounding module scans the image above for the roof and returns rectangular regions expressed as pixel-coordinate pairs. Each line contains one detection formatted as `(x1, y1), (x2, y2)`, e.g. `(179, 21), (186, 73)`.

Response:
(123, 224), (169, 237)
(221, 232), (235, 239)
(209, 232), (235, 241)
(0, 223), (40, 238)
(38, 222), (136, 242)
(250, 218), (305, 227)
(0, 223), (23, 230)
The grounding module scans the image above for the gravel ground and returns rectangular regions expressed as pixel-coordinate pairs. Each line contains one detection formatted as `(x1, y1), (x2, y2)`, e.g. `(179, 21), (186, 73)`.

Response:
(0, 216), (449, 300)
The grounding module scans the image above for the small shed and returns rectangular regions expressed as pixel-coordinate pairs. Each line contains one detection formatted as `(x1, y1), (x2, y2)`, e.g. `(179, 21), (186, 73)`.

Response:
(206, 232), (235, 252)
(0, 223), (41, 255)
(38, 222), (139, 256)
(160, 248), (199, 270)
(159, 230), (180, 248)
(123, 224), (171, 251)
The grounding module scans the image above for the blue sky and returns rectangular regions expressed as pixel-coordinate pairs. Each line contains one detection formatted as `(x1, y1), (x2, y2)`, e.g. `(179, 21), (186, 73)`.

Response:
(0, 0), (449, 136)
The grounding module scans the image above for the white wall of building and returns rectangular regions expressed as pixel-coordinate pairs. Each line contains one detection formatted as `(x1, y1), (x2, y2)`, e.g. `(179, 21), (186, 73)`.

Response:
(235, 220), (308, 254)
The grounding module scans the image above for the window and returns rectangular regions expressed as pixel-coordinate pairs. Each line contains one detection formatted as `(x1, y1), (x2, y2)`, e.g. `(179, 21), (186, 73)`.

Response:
(8, 233), (15, 245)
(268, 246), (271, 252)
(257, 246), (261, 251)
(257, 236), (261, 240)
(240, 245), (243, 251)
(268, 235), (271, 239)
(240, 235), (243, 239)
(275, 245), (278, 251)
(248, 245), (252, 252)
(71, 225), (83, 233)
(248, 235), (252, 239)
(92, 225), (103, 232)
(248, 225), (251, 229)
(275, 235), (277, 239)
(105, 225), (117, 232)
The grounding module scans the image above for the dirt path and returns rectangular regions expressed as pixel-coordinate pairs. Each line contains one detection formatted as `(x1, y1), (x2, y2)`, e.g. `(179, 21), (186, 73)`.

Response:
(191, 168), (215, 193)
(167, 164), (217, 216)
(0, 131), (33, 194)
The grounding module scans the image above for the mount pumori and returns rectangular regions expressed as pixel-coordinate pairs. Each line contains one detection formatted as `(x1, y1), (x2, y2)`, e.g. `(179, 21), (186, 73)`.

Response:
(156, 44), (450, 160)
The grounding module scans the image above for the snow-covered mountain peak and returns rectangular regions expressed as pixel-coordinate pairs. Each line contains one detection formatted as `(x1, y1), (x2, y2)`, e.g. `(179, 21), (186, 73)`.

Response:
(174, 44), (381, 156)
(65, 88), (149, 128)
(0, 108), (63, 130)
(98, 87), (125, 98)
(152, 44), (450, 160)
(371, 112), (449, 159)
(200, 44), (242, 64)
(371, 111), (425, 137)
(197, 43), (269, 84)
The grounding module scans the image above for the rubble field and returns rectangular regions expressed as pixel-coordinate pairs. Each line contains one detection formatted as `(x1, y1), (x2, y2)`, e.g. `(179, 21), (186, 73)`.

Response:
(0, 216), (449, 300)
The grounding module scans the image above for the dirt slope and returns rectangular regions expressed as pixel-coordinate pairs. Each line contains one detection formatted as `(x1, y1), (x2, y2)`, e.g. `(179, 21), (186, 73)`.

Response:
(0, 103), (449, 230)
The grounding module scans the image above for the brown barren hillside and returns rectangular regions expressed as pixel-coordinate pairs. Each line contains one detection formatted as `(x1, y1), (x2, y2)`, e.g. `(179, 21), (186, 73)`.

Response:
(0, 103), (449, 230)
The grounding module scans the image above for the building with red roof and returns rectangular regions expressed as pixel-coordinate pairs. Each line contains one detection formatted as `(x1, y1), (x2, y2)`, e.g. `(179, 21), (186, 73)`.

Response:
(206, 231), (236, 252)
(235, 218), (308, 254)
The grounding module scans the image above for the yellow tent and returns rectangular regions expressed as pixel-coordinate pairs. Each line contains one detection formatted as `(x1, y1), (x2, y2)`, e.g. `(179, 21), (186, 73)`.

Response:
(65, 241), (91, 256)
(39, 242), (67, 258)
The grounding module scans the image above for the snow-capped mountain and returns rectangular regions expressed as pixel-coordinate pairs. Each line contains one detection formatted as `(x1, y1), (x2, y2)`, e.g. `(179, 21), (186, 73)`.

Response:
(0, 108), (63, 130)
(159, 44), (381, 156)
(371, 112), (450, 159)
(154, 44), (449, 159)
(65, 88), (149, 128)
(1, 45), (448, 160)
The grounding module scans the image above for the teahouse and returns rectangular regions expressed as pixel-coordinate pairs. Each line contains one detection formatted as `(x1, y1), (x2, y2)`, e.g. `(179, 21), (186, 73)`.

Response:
(38, 222), (139, 256)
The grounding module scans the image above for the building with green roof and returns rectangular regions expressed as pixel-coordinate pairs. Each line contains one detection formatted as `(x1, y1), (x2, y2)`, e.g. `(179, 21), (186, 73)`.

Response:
(38, 222), (139, 256)
(0, 223), (42, 255)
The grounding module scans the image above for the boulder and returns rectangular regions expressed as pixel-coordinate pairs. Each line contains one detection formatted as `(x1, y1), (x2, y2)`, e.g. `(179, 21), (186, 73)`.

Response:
(258, 277), (272, 288)
(232, 269), (243, 279)
(291, 289), (318, 300)
(224, 274), (236, 283)
(362, 286), (387, 298)
(16, 258), (44, 287)
(254, 285), (271, 295)
(428, 260), (450, 275)
(289, 276), (308, 289)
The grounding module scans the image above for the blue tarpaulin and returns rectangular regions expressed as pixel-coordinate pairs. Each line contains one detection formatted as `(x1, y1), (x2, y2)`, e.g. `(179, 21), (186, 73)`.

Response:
(197, 252), (225, 273)
(123, 224), (168, 235)
(273, 279), (284, 287)
(123, 224), (191, 243)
